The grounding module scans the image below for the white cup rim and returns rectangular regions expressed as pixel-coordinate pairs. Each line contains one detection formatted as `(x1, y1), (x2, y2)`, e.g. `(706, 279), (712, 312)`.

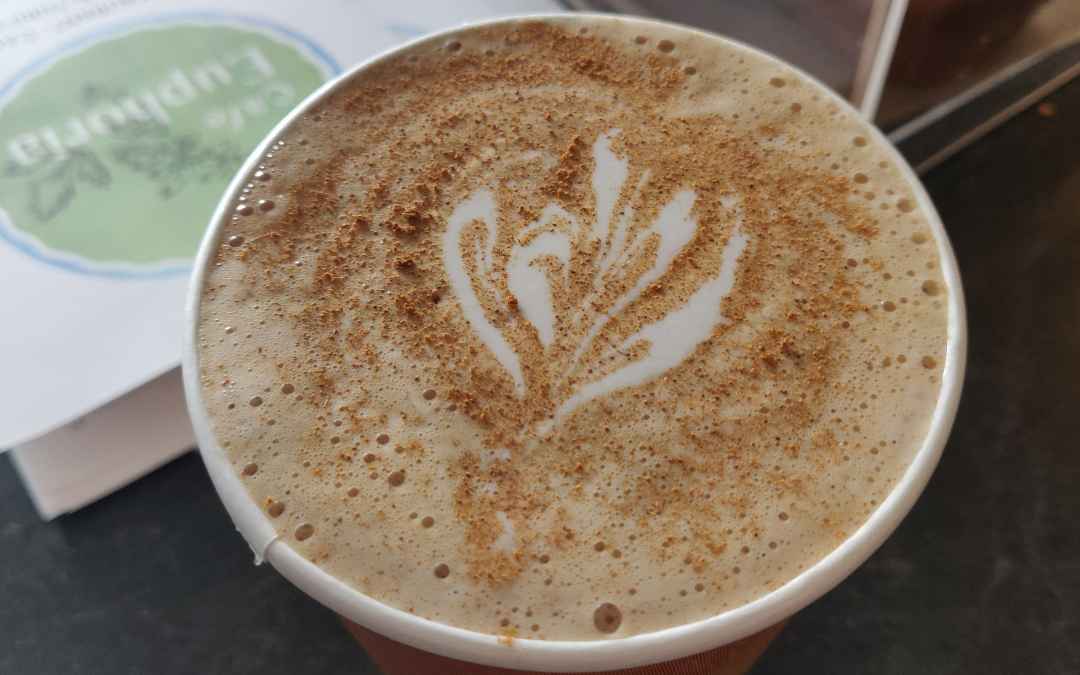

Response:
(182, 13), (967, 672)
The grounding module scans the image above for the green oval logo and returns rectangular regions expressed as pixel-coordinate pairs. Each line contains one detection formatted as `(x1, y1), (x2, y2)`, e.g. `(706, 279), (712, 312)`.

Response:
(0, 21), (332, 275)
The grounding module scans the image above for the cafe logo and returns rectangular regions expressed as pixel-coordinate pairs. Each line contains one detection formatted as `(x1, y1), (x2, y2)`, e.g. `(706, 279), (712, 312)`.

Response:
(0, 20), (333, 276)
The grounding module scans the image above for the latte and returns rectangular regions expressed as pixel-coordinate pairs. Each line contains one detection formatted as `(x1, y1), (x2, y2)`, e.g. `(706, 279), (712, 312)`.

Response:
(195, 17), (950, 641)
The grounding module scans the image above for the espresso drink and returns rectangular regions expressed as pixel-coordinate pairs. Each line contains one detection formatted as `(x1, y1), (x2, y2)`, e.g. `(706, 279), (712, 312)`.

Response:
(197, 17), (949, 641)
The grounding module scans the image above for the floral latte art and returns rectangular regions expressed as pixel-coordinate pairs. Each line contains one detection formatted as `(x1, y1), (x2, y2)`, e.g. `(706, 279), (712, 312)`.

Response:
(444, 130), (748, 437)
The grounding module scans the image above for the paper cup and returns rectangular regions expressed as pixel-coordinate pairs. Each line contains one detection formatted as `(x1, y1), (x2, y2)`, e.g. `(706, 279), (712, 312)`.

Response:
(182, 13), (966, 674)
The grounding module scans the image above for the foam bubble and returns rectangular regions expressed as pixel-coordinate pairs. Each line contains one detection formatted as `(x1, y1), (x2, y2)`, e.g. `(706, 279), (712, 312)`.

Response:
(594, 603), (622, 633)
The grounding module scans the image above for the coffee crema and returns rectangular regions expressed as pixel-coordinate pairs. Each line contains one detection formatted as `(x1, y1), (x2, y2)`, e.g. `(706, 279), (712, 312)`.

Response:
(197, 17), (950, 640)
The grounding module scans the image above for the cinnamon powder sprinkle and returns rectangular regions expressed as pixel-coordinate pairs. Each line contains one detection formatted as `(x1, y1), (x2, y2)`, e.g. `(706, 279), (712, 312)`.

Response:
(198, 17), (949, 641)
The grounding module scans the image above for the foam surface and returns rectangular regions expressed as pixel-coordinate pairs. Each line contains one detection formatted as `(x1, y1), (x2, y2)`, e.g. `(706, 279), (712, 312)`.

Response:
(196, 17), (950, 640)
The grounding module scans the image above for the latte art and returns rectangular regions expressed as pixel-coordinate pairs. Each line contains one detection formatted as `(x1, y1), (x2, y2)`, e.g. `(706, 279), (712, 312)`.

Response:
(196, 18), (951, 640)
(444, 130), (749, 435)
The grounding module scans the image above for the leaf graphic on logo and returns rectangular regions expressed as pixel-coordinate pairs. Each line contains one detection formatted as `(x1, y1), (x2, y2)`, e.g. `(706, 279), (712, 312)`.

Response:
(444, 131), (748, 427)
(2, 160), (39, 180)
(28, 161), (76, 222)
(16, 148), (111, 223)
(112, 133), (243, 200)
(73, 149), (111, 188)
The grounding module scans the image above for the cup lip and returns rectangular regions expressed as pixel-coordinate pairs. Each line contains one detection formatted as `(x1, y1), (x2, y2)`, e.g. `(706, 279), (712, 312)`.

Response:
(182, 12), (967, 672)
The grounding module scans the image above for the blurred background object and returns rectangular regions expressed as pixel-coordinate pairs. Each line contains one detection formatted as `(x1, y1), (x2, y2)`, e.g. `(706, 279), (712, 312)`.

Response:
(890, 0), (1050, 88)
(879, 0), (1080, 126)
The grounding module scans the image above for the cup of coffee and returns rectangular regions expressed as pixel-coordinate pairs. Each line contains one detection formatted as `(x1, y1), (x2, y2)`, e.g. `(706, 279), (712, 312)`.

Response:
(182, 13), (965, 674)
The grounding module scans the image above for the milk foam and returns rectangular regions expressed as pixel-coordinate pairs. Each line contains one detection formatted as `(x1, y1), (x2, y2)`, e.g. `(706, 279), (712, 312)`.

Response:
(444, 189), (526, 393)
(197, 17), (950, 641)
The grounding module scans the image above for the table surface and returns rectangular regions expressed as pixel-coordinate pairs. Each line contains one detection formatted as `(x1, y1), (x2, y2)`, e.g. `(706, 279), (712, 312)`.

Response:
(4, 68), (1080, 675)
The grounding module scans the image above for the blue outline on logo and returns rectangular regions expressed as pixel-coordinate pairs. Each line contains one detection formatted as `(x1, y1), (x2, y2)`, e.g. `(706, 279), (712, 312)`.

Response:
(0, 12), (341, 279)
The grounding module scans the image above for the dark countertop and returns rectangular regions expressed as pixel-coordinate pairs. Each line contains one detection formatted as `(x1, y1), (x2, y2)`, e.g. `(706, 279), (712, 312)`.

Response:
(3, 73), (1079, 675)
